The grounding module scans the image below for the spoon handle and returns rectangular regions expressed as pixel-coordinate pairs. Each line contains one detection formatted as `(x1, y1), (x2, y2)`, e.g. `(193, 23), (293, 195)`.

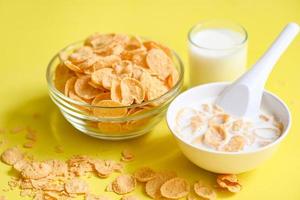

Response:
(240, 23), (299, 86)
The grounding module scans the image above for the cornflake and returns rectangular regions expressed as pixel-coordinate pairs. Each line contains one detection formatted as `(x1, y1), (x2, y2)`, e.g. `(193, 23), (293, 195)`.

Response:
(121, 149), (135, 162)
(23, 140), (35, 149)
(112, 174), (136, 194)
(134, 167), (156, 183)
(203, 126), (227, 149)
(160, 177), (190, 199)
(216, 174), (242, 193)
(65, 178), (89, 194)
(21, 161), (52, 180)
(193, 181), (216, 200)
(145, 171), (177, 199)
(1, 147), (23, 165)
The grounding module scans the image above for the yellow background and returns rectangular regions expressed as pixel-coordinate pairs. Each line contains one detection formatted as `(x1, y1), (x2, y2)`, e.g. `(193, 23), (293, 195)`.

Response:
(0, 0), (300, 199)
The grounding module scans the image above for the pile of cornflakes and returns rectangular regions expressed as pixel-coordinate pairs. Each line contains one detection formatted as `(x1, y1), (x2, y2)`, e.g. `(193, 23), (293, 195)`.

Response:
(55, 33), (178, 108)
(53, 33), (179, 135)
(1, 147), (124, 199)
(1, 147), (242, 200)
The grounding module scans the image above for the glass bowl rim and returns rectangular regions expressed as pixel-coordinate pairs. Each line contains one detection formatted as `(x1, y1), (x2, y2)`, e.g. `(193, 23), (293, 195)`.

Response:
(188, 19), (248, 51)
(46, 40), (184, 109)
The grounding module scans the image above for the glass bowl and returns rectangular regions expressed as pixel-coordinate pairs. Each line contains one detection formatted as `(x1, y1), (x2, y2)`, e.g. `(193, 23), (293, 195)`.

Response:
(46, 41), (184, 140)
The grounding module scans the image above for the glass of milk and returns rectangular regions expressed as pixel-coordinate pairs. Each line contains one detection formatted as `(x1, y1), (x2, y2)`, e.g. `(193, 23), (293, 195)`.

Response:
(188, 20), (248, 87)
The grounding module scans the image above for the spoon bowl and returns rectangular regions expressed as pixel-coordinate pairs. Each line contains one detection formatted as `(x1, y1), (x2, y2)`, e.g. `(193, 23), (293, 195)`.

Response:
(216, 23), (299, 119)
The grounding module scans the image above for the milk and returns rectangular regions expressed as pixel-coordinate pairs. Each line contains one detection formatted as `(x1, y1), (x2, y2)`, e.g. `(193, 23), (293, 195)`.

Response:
(189, 28), (247, 86)
(173, 101), (282, 152)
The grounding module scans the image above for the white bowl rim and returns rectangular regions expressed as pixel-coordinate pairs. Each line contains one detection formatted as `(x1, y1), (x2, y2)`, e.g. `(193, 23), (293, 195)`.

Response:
(166, 82), (292, 155)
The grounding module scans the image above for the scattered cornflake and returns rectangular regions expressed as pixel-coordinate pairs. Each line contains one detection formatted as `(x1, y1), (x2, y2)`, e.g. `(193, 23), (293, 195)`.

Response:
(134, 167), (156, 182)
(13, 157), (31, 172)
(121, 195), (139, 200)
(145, 171), (177, 199)
(65, 178), (89, 194)
(32, 112), (41, 119)
(121, 149), (135, 162)
(25, 128), (37, 141)
(1, 147), (24, 165)
(10, 126), (25, 134)
(54, 145), (64, 153)
(216, 174), (242, 193)
(112, 174), (136, 195)
(160, 177), (190, 199)
(194, 181), (216, 200)
(93, 159), (123, 178)
(21, 161), (52, 180)
(23, 140), (35, 149)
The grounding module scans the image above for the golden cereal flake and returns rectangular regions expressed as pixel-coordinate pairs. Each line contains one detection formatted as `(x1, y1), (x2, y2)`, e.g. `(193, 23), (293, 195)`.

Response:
(193, 181), (216, 200)
(93, 160), (114, 178)
(64, 59), (83, 73)
(65, 178), (89, 194)
(10, 126), (25, 134)
(21, 161), (53, 180)
(146, 48), (173, 80)
(143, 41), (172, 58)
(13, 158), (31, 172)
(203, 126), (227, 149)
(222, 135), (246, 152)
(1, 147), (24, 165)
(112, 174), (136, 195)
(160, 177), (190, 199)
(64, 76), (77, 96)
(134, 167), (156, 182)
(74, 76), (101, 100)
(140, 72), (168, 101)
(69, 46), (93, 63)
(121, 77), (145, 105)
(145, 171), (177, 199)
(23, 140), (35, 149)
(216, 174), (242, 193)
(93, 100), (127, 118)
(208, 114), (230, 126)
(46, 159), (68, 177)
(121, 149), (135, 162)
(91, 68), (116, 89)
(92, 93), (112, 105)
(54, 64), (75, 93)
(111, 79), (122, 103)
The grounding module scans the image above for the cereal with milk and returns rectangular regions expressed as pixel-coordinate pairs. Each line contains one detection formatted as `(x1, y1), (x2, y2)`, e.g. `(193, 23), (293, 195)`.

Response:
(174, 103), (283, 152)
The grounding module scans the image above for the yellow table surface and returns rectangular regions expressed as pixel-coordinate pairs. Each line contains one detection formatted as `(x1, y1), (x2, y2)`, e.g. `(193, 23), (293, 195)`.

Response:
(0, 0), (300, 199)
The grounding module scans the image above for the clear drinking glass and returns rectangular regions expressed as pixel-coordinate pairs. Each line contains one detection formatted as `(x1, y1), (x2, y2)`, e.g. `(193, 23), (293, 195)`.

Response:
(188, 20), (248, 87)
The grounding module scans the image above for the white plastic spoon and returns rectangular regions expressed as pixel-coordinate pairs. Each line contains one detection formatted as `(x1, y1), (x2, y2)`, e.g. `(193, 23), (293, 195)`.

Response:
(216, 22), (299, 119)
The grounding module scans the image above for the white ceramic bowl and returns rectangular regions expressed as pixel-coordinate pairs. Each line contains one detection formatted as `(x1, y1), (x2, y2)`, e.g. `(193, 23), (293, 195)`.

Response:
(166, 82), (291, 174)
